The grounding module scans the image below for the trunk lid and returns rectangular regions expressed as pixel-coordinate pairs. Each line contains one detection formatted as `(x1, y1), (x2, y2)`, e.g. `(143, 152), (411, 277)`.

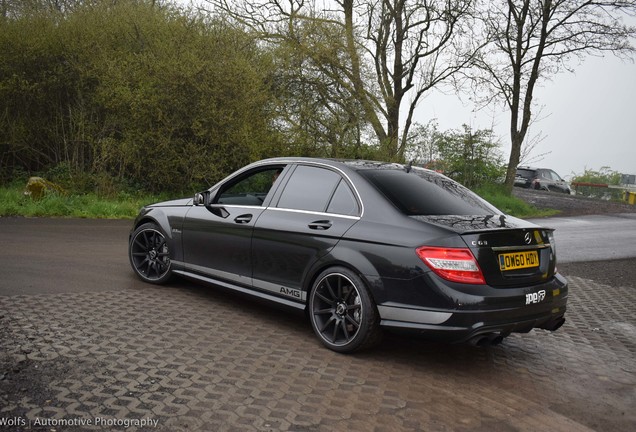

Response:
(411, 215), (557, 287)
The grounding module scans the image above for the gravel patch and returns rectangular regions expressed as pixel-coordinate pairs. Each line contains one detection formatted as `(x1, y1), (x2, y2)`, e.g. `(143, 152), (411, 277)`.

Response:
(513, 187), (636, 217)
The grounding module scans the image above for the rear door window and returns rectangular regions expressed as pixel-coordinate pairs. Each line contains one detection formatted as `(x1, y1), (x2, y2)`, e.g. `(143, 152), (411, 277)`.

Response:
(326, 179), (359, 216)
(276, 165), (360, 216)
(277, 165), (341, 212)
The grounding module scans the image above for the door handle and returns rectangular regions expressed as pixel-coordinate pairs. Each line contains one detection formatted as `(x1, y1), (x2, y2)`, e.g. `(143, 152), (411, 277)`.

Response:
(308, 220), (332, 230)
(234, 214), (253, 224)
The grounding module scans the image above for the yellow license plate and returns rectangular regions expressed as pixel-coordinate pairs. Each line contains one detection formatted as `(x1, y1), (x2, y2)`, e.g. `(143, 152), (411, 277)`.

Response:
(498, 251), (539, 271)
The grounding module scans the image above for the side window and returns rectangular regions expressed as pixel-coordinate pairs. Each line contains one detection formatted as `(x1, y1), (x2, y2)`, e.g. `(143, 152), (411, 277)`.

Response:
(277, 165), (340, 212)
(327, 179), (359, 216)
(216, 167), (284, 206)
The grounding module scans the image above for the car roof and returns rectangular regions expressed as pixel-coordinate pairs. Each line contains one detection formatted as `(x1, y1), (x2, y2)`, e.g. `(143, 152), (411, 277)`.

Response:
(517, 166), (561, 172)
(259, 157), (435, 174)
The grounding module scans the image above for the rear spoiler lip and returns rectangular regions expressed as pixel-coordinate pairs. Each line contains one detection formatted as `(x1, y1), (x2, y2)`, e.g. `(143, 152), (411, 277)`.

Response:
(410, 214), (552, 234)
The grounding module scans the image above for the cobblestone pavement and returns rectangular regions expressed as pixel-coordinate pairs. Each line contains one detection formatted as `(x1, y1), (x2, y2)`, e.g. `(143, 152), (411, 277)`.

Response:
(0, 219), (634, 431)
(0, 276), (633, 431)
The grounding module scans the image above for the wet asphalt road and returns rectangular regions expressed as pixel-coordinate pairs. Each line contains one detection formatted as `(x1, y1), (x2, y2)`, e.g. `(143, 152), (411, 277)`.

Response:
(1, 217), (635, 431)
(1, 214), (634, 296)
(0, 218), (133, 296)
(529, 213), (636, 263)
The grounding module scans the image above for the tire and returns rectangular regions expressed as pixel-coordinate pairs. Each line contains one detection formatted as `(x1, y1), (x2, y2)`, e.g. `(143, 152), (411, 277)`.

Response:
(129, 222), (172, 284)
(308, 267), (382, 353)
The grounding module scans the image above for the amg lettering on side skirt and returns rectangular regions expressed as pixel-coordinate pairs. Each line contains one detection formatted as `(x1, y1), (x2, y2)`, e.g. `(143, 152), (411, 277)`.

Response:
(280, 287), (301, 298)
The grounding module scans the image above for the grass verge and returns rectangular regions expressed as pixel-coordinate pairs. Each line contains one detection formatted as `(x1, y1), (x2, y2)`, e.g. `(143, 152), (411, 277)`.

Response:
(0, 186), (172, 219)
(475, 184), (560, 218)
(1, 183), (556, 220)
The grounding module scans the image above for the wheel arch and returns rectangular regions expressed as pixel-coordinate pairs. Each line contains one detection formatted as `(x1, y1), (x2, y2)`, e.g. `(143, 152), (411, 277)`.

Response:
(302, 246), (384, 309)
(305, 256), (384, 352)
(129, 216), (174, 284)
(130, 207), (186, 264)
(132, 209), (173, 239)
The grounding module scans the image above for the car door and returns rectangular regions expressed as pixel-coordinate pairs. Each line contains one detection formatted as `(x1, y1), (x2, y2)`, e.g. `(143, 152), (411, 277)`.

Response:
(181, 165), (286, 287)
(251, 164), (361, 302)
(548, 170), (569, 193)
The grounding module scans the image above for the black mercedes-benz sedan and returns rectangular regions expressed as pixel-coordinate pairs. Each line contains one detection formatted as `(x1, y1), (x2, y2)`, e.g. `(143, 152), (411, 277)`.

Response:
(129, 158), (567, 353)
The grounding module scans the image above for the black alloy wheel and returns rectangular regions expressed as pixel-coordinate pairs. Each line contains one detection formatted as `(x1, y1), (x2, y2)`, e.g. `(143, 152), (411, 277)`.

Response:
(129, 223), (172, 284)
(309, 267), (381, 353)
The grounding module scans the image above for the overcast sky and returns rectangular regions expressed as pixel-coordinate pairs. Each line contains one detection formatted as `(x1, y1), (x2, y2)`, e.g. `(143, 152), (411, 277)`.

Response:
(415, 53), (636, 181)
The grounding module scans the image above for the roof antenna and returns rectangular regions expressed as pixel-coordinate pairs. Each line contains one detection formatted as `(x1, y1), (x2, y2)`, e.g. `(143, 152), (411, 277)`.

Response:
(405, 160), (413, 173)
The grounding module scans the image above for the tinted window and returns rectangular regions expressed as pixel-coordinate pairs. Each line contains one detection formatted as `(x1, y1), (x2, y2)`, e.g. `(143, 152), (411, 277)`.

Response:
(548, 170), (562, 181)
(516, 169), (536, 180)
(360, 168), (499, 216)
(277, 165), (341, 212)
(327, 179), (359, 216)
(216, 167), (284, 206)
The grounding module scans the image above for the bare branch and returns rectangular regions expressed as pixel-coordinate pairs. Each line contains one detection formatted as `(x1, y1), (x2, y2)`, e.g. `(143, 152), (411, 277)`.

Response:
(468, 0), (636, 191)
(205, 0), (479, 160)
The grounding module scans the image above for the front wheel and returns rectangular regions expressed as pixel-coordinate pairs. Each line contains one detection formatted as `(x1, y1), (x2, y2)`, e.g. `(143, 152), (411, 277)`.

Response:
(309, 267), (382, 353)
(129, 223), (172, 284)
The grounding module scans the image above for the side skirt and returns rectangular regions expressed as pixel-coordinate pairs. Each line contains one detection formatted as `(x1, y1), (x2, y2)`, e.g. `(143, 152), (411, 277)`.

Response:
(173, 270), (306, 311)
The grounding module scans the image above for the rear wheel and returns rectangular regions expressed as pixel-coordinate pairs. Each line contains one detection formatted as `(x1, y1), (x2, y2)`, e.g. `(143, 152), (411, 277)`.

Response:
(129, 223), (172, 284)
(309, 267), (381, 353)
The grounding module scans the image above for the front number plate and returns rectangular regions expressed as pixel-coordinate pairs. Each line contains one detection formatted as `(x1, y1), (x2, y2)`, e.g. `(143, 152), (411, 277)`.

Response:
(498, 251), (539, 271)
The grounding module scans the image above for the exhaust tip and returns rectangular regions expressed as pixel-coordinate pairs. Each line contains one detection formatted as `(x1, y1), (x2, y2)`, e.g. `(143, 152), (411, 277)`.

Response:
(549, 317), (566, 331)
(539, 316), (566, 332)
(490, 335), (504, 346)
(468, 333), (504, 347)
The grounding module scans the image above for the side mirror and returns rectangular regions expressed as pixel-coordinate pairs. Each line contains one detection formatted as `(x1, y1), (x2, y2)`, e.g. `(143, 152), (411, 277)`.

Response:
(193, 191), (230, 218)
(193, 192), (206, 206)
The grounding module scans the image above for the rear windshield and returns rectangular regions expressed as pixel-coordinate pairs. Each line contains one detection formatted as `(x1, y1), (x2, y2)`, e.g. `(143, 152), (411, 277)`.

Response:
(359, 168), (500, 216)
(516, 169), (535, 179)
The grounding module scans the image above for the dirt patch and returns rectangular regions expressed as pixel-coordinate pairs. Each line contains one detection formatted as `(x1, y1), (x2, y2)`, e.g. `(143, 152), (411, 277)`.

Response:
(513, 187), (636, 217)
(559, 259), (636, 289)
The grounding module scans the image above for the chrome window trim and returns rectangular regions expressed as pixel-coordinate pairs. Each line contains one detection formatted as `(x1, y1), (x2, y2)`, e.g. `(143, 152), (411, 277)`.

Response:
(273, 161), (364, 217)
(197, 203), (361, 220)
(267, 207), (361, 220)
(206, 204), (264, 210)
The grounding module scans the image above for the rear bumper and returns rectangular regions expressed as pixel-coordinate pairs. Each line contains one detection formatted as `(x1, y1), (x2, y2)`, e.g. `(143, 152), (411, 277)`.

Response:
(514, 179), (531, 188)
(376, 273), (568, 343)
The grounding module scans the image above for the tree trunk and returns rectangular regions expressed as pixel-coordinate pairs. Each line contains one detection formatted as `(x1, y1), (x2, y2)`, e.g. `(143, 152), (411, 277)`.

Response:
(342, 0), (388, 148)
(505, 131), (523, 193)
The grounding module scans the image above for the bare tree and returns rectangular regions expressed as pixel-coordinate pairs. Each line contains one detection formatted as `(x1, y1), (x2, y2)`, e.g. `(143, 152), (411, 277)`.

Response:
(472, 0), (636, 192)
(0, 0), (108, 17)
(206, 0), (480, 161)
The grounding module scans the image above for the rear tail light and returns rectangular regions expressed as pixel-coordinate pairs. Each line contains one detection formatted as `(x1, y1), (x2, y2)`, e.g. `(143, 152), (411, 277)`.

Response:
(547, 231), (556, 256)
(548, 230), (558, 272)
(416, 247), (486, 285)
